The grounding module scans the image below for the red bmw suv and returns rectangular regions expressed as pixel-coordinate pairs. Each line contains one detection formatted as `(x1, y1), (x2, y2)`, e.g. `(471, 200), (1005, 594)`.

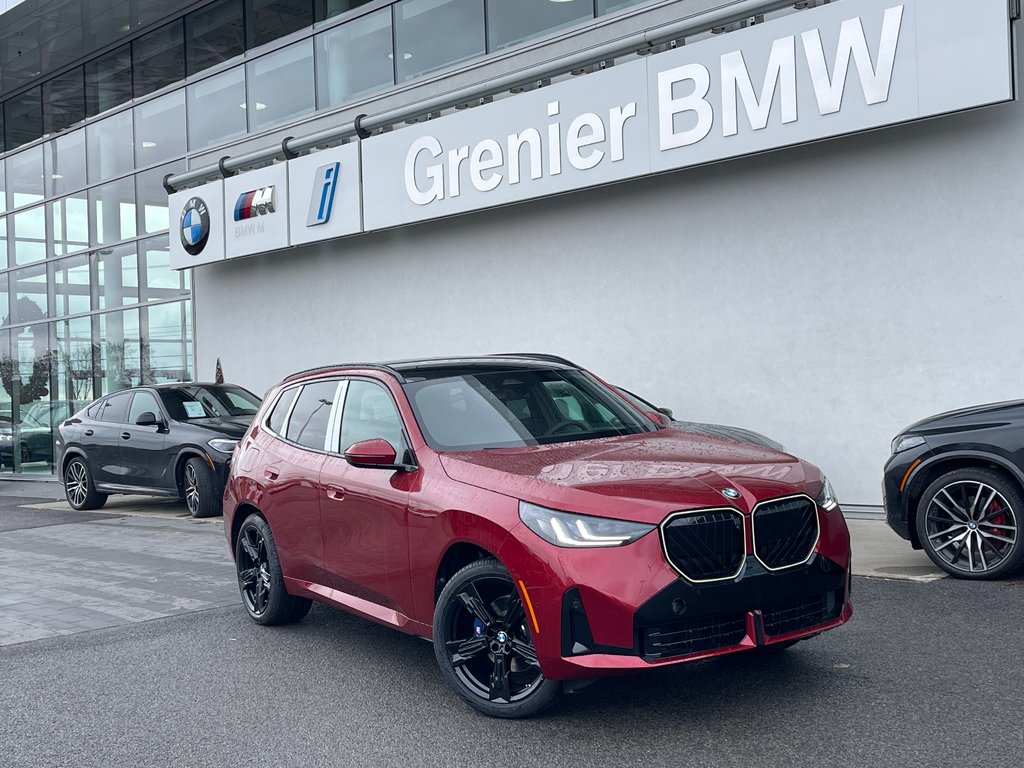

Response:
(224, 356), (852, 718)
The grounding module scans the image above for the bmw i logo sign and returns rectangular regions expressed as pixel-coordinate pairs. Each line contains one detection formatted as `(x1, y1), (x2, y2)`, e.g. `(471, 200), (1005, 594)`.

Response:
(722, 488), (741, 500)
(179, 197), (210, 256)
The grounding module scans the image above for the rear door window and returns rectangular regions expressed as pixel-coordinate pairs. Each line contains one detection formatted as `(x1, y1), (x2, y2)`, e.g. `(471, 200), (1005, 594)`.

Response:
(98, 392), (131, 423)
(286, 381), (339, 450)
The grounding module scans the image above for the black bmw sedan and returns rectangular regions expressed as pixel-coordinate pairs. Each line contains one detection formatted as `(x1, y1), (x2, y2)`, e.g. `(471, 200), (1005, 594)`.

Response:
(57, 383), (261, 517)
(884, 400), (1024, 580)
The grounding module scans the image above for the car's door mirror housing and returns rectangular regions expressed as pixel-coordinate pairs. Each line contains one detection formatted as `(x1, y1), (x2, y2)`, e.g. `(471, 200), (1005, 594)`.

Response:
(135, 411), (162, 428)
(344, 438), (399, 469)
(657, 407), (674, 420)
(644, 410), (672, 427)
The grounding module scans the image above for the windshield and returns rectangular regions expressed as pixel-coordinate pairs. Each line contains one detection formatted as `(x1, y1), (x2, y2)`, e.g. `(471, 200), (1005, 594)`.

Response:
(403, 368), (654, 451)
(160, 386), (261, 421)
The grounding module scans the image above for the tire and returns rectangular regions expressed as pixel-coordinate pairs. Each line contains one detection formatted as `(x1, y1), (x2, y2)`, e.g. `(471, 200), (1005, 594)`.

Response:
(916, 467), (1024, 580)
(235, 514), (312, 625)
(19, 442), (30, 464)
(433, 558), (562, 719)
(63, 457), (108, 511)
(184, 457), (220, 518)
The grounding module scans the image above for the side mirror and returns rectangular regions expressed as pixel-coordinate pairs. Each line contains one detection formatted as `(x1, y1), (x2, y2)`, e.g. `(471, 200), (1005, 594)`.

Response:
(135, 412), (162, 427)
(344, 438), (398, 469)
(644, 410), (672, 427)
(657, 407), (674, 420)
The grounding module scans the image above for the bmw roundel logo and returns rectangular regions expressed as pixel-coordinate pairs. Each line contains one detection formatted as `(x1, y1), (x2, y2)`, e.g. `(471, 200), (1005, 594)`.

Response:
(179, 196), (210, 256)
(721, 488), (741, 500)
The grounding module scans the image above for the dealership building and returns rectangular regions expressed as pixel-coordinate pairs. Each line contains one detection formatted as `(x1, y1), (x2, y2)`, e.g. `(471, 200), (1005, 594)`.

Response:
(0, 0), (1019, 507)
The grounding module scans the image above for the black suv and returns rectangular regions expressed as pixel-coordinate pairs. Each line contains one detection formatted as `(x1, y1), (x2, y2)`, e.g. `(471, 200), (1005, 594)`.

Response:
(57, 383), (261, 517)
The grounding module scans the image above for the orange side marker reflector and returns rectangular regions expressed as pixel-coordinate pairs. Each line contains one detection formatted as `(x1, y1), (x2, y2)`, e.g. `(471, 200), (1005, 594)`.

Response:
(900, 459), (921, 493)
(518, 580), (540, 635)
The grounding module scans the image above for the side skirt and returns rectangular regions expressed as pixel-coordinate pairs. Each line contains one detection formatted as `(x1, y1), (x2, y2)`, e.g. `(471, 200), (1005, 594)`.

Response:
(284, 576), (432, 639)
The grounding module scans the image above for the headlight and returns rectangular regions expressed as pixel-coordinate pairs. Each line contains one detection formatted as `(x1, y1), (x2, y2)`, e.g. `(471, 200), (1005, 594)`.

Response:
(816, 476), (839, 512)
(518, 501), (655, 548)
(207, 438), (239, 454)
(891, 434), (925, 454)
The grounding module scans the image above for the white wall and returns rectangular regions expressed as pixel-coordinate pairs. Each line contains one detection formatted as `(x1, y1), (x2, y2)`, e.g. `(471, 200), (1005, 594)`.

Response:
(195, 85), (1024, 506)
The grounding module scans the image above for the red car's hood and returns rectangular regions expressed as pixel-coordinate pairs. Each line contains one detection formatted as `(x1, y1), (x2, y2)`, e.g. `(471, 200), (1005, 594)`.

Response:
(438, 429), (818, 525)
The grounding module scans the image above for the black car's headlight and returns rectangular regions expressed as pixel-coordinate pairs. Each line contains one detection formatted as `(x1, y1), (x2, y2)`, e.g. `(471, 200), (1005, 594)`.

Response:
(518, 501), (655, 548)
(816, 476), (839, 512)
(891, 434), (925, 454)
(207, 438), (239, 454)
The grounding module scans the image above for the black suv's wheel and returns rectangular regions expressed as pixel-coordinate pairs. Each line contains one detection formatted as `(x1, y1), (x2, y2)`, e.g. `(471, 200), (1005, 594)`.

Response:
(64, 457), (108, 510)
(433, 558), (561, 719)
(235, 514), (312, 625)
(183, 457), (220, 518)
(916, 468), (1024, 580)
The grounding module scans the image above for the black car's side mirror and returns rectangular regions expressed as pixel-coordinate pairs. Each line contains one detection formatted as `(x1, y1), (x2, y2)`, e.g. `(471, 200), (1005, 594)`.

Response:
(135, 412), (163, 428)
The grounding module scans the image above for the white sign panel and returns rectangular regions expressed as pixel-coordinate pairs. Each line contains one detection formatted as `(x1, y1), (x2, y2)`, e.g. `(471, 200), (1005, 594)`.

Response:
(287, 142), (363, 246)
(223, 164), (290, 260)
(169, 179), (225, 270)
(361, 0), (1013, 231)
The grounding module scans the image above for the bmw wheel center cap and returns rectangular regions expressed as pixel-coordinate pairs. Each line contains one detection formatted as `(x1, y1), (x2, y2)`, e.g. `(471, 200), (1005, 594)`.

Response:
(179, 197), (210, 256)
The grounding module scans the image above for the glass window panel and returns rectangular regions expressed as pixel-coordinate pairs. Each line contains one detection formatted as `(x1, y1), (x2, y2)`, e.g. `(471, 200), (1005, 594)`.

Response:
(0, 108), (4, 156)
(339, 379), (405, 454)
(187, 67), (247, 149)
(95, 308), (141, 392)
(486, 0), (591, 50)
(136, 161), (187, 236)
(10, 264), (48, 323)
(128, 390), (161, 423)
(10, 322), (53, 472)
(249, 0), (313, 48)
(54, 315), (95, 404)
(4, 86), (43, 150)
(53, 254), (92, 316)
(140, 234), (189, 301)
(394, 0), (485, 82)
(6, 146), (44, 210)
(0, 217), (7, 270)
(134, 92), (187, 167)
(89, 177), (137, 246)
(42, 130), (88, 198)
(42, 67), (86, 135)
(85, 44), (133, 118)
(50, 192), (90, 257)
(86, 109), (134, 184)
(92, 243), (139, 309)
(597, 0), (651, 14)
(316, 1), (373, 21)
(187, 0), (246, 76)
(287, 380), (337, 448)
(133, 20), (186, 98)
(0, 272), (7, 323)
(146, 300), (191, 382)
(0, 161), (6, 214)
(246, 41), (314, 131)
(316, 9), (394, 107)
(12, 206), (46, 266)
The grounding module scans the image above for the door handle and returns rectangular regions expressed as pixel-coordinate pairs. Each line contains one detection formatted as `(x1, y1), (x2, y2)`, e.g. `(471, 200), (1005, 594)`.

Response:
(324, 484), (346, 501)
(264, 467), (280, 480)
(121, 432), (131, 440)
(84, 429), (93, 436)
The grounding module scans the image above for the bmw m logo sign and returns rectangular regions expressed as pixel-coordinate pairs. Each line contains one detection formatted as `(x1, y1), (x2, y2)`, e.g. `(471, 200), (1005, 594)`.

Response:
(179, 197), (210, 256)
(234, 186), (276, 221)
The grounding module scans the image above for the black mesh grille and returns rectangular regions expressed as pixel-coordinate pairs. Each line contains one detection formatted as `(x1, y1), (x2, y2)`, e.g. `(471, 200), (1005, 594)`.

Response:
(762, 589), (844, 636)
(640, 613), (748, 660)
(662, 510), (745, 581)
(752, 496), (818, 570)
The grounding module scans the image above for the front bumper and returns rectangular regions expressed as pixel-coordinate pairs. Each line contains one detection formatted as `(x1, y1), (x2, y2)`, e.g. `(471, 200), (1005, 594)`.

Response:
(497, 507), (852, 680)
(882, 445), (932, 543)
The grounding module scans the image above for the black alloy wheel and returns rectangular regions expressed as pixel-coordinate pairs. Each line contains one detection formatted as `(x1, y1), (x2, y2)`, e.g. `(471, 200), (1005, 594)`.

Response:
(63, 457), (108, 510)
(183, 457), (219, 518)
(917, 468), (1024, 580)
(235, 514), (311, 625)
(433, 558), (561, 718)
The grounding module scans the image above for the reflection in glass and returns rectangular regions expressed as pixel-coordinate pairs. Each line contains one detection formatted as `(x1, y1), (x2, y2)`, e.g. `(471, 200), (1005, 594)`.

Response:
(134, 91), (187, 167)
(54, 315), (96, 406)
(597, 0), (651, 15)
(4, 86), (43, 150)
(43, 130), (88, 198)
(141, 235), (189, 301)
(50, 193), (90, 257)
(136, 162), (187, 236)
(0, 217), (6, 270)
(316, 9), (394, 107)
(87, 109), (134, 183)
(316, 0), (374, 21)
(249, 0), (313, 47)
(9, 264), (48, 323)
(12, 207), (46, 266)
(394, 0), (486, 82)
(42, 67), (86, 135)
(92, 243), (139, 309)
(187, 0), (246, 76)
(148, 300), (192, 382)
(0, 162), (6, 214)
(8, 323), (53, 472)
(53, 254), (92, 316)
(6, 146), (44, 210)
(133, 21), (186, 98)
(89, 177), (137, 245)
(96, 308), (141, 392)
(247, 41), (315, 131)
(187, 68), (247, 149)
(85, 44), (133, 118)
(487, 0), (592, 50)
(0, 273), (7, 322)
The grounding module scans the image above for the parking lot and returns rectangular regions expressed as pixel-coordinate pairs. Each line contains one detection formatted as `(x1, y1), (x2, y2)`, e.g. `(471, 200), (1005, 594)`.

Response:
(0, 485), (1021, 768)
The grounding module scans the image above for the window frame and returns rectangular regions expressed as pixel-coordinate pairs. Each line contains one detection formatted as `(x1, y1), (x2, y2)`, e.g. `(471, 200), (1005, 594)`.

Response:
(282, 379), (344, 452)
(332, 376), (414, 462)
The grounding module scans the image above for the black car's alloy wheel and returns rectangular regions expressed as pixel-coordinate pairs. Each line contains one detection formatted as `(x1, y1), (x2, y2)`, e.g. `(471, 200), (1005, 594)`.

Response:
(183, 457), (219, 518)
(917, 468), (1024, 579)
(433, 558), (561, 718)
(235, 514), (311, 625)
(63, 457), (108, 510)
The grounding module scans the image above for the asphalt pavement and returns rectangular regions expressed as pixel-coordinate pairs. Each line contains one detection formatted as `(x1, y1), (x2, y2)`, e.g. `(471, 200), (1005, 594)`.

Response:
(1, 486), (1021, 767)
